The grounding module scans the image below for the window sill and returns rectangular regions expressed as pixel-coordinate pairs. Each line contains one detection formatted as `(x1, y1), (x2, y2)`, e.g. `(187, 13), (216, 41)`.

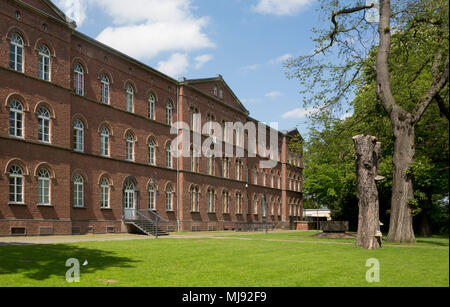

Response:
(100, 207), (113, 210)
(73, 206), (87, 209)
(9, 202), (27, 206)
(37, 204), (55, 207)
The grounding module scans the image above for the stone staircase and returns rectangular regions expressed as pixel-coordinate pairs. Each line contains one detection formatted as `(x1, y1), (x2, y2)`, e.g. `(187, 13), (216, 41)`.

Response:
(125, 209), (169, 237)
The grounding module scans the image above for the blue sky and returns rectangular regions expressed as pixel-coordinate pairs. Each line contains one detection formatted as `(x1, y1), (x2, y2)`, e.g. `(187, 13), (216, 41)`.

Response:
(57, 0), (327, 135)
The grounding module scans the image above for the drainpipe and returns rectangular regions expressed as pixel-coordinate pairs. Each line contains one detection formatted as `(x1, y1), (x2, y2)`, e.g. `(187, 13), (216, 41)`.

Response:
(176, 83), (181, 232)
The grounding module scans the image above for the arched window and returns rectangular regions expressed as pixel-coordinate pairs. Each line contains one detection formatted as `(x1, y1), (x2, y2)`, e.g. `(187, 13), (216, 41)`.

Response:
(222, 158), (229, 178)
(148, 138), (156, 166)
(148, 93), (156, 120)
(190, 185), (200, 212)
(236, 159), (243, 181)
(126, 132), (135, 161)
(270, 171), (275, 188)
(100, 177), (110, 208)
(38, 107), (51, 143)
(9, 100), (24, 138)
(101, 74), (110, 104)
(253, 196), (258, 215)
(190, 146), (199, 173)
(189, 107), (200, 132)
(207, 188), (215, 213)
(166, 100), (173, 125)
(166, 142), (172, 168)
(38, 45), (51, 81)
(9, 165), (24, 204)
(126, 84), (134, 113)
(253, 168), (258, 185)
(148, 184), (156, 211)
(206, 151), (215, 176)
(73, 174), (84, 207)
(123, 179), (136, 209)
(10, 33), (24, 72)
(166, 185), (173, 211)
(206, 113), (215, 136)
(222, 190), (230, 214)
(235, 192), (243, 215)
(270, 197), (274, 216)
(74, 64), (84, 96)
(100, 126), (110, 157)
(73, 120), (84, 152)
(37, 168), (51, 205)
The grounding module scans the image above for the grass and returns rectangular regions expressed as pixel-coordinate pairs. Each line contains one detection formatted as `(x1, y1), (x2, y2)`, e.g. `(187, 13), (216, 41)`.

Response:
(0, 233), (448, 287)
(220, 231), (450, 247)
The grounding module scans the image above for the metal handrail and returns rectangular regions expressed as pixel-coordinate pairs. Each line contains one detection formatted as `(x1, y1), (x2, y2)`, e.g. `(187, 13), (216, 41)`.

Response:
(146, 209), (169, 223)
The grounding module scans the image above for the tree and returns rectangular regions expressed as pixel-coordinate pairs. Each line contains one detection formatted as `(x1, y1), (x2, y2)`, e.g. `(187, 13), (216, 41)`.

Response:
(287, 0), (449, 242)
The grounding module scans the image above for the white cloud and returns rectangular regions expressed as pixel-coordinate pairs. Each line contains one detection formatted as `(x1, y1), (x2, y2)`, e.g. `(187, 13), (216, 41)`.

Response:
(157, 53), (189, 77)
(58, 0), (214, 60)
(240, 64), (260, 72)
(252, 0), (313, 16)
(241, 98), (261, 104)
(269, 53), (292, 64)
(194, 54), (213, 69)
(56, 0), (87, 26)
(265, 91), (283, 98)
(281, 107), (319, 119)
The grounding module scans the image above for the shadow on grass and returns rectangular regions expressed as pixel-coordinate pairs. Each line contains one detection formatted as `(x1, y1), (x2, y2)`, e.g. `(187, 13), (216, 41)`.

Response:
(0, 243), (139, 283)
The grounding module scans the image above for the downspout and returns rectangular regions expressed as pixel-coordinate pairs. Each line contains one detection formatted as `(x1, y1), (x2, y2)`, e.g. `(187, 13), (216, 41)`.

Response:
(176, 82), (181, 232)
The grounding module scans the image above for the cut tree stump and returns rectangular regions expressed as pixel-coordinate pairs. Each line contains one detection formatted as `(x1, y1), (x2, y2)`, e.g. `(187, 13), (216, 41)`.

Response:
(353, 135), (383, 250)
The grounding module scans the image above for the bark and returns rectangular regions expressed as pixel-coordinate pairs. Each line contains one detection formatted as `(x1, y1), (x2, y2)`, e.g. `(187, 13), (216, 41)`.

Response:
(353, 135), (382, 250)
(386, 109), (416, 243)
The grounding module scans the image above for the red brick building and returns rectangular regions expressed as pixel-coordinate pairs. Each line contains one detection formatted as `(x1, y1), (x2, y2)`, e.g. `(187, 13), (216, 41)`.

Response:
(0, 0), (303, 236)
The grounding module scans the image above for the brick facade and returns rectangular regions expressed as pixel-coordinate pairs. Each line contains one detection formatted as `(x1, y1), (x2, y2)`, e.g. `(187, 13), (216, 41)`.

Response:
(0, 0), (303, 236)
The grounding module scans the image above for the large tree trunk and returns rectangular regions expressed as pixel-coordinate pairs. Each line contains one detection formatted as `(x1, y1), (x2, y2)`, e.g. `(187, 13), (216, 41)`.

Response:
(353, 135), (382, 250)
(387, 113), (416, 243)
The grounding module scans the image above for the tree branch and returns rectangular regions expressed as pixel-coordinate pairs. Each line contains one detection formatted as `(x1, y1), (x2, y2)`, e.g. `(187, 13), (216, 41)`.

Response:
(435, 93), (449, 120)
(412, 56), (449, 123)
(315, 4), (375, 55)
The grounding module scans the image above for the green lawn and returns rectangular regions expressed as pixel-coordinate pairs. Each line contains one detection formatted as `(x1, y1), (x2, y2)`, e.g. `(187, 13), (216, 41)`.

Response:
(0, 234), (448, 287)
(221, 231), (450, 247)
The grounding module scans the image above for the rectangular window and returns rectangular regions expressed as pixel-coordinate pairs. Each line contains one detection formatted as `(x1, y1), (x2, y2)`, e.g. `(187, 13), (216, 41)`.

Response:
(38, 178), (50, 205)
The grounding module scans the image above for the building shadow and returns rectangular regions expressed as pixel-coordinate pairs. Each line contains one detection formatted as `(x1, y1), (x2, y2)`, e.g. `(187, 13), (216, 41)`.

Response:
(0, 243), (139, 282)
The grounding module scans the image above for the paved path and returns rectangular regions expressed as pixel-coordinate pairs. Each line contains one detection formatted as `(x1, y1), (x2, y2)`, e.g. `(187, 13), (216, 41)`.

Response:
(1, 231), (447, 249)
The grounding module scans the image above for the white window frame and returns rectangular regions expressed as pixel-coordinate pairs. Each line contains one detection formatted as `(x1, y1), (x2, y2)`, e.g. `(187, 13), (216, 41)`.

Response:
(148, 139), (156, 166)
(74, 64), (84, 96)
(9, 100), (24, 138)
(101, 74), (110, 104)
(148, 94), (156, 120)
(9, 165), (24, 204)
(73, 120), (84, 152)
(38, 107), (51, 143)
(38, 45), (51, 81)
(37, 168), (51, 205)
(126, 84), (134, 113)
(73, 174), (84, 208)
(100, 126), (110, 157)
(10, 33), (24, 72)
(126, 133), (135, 161)
(100, 177), (110, 208)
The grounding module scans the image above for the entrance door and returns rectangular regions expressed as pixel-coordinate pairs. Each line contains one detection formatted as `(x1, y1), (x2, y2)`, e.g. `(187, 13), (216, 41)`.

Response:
(123, 179), (137, 220)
